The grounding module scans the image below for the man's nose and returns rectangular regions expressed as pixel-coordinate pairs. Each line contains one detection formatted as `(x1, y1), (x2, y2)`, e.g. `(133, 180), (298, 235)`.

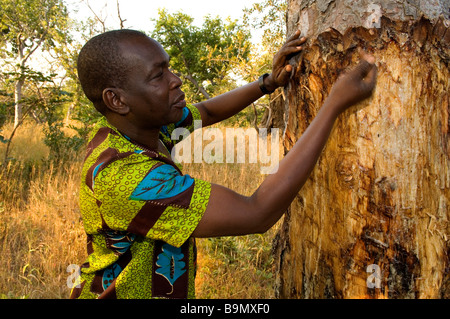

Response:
(169, 69), (182, 89)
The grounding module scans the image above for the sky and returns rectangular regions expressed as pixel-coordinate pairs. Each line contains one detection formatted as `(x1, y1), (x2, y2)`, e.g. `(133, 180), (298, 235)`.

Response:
(66, 0), (261, 33)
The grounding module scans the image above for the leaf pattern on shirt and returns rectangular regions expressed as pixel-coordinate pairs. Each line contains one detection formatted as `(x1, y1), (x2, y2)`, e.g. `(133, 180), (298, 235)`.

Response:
(130, 164), (194, 201)
(155, 243), (187, 294)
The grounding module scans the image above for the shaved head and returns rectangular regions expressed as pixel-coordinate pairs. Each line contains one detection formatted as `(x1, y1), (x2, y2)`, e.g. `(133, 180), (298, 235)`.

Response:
(77, 29), (149, 113)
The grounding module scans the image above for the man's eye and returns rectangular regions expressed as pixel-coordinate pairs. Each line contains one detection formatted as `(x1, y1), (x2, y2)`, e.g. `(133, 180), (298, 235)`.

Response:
(151, 72), (163, 81)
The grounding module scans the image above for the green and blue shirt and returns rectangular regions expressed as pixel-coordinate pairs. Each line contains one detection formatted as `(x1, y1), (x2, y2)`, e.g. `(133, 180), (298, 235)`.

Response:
(70, 104), (211, 299)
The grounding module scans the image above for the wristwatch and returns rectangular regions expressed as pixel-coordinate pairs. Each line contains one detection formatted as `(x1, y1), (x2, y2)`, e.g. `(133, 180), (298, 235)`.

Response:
(258, 73), (275, 94)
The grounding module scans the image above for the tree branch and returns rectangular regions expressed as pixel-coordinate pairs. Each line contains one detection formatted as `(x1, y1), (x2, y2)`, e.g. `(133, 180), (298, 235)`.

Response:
(171, 37), (211, 100)
(22, 31), (48, 65)
(183, 74), (211, 100)
(116, 0), (126, 29)
(84, 0), (107, 33)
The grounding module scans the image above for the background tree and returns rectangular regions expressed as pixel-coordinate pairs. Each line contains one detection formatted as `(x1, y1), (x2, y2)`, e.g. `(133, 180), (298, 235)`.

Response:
(243, 0), (288, 128)
(243, 0), (287, 60)
(273, 0), (449, 298)
(0, 0), (70, 129)
(151, 9), (252, 103)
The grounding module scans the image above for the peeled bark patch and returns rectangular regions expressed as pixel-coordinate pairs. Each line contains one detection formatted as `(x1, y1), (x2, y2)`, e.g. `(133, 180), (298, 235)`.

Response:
(273, 0), (449, 299)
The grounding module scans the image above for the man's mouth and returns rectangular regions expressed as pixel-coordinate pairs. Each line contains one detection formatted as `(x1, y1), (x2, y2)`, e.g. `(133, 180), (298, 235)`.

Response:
(173, 94), (186, 109)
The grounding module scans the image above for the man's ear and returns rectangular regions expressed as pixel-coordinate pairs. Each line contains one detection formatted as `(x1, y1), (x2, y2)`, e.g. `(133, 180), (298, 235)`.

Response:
(102, 88), (130, 115)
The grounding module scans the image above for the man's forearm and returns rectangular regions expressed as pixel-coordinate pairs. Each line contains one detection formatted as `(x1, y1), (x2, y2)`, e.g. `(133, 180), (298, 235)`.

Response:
(249, 57), (377, 231)
(194, 80), (265, 127)
(250, 99), (340, 231)
(193, 98), (349, 238)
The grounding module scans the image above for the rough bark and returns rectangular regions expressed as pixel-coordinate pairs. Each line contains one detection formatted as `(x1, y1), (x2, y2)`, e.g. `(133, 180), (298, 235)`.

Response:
(273, 0), (449, 299)
(261, 89), (286, 129)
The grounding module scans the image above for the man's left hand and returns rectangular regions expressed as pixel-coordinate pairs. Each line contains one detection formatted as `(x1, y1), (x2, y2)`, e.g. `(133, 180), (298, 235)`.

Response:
(264, 30), (307, 92)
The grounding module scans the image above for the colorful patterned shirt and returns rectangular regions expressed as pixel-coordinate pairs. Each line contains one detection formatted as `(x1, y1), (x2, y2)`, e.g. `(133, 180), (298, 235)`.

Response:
(70, 104), (211, 299)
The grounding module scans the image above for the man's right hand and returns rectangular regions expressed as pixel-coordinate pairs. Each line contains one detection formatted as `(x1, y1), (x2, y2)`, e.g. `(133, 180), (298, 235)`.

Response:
(326, 51), (377, 115)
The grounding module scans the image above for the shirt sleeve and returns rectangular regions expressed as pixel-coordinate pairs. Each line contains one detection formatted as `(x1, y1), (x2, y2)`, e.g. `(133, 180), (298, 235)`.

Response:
(93, 155), (211, 248)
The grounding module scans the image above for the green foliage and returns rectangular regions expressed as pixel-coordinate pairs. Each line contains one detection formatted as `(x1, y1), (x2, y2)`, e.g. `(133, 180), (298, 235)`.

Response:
(0, 0), (87, 163)
(0, 133), (8, 144)
(241, 0), (287, 80)
(151, 9), (252, 103)
(43, 121), (85, 163)
(0, 91), (11, 129)
(243, 0), (287, 54)
(0, 0), (69, 53)
(0, 0), (71, 113)
(70, 98), (103, 142)
(40, 89), (94, 163)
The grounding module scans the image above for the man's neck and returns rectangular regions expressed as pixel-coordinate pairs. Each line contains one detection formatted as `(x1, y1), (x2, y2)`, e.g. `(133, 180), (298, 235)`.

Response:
(105, 115), (161, 151)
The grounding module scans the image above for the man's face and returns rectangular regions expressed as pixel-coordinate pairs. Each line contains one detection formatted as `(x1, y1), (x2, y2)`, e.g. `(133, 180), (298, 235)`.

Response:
(118, 36), (186, 129)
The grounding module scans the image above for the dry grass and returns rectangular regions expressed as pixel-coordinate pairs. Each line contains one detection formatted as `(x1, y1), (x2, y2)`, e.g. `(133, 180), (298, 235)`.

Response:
(0, 161), (85, 298)
(0, 122), (280, 299)
(0, 122), (49, 163)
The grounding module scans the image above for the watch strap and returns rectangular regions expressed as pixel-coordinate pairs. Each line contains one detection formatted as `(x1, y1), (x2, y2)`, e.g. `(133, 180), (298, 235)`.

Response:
(258, 73), (275, 94)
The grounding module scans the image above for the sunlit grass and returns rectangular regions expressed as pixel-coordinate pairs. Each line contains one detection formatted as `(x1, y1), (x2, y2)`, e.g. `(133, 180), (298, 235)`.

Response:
(0, 158), (85, 298)
(0, 122), (49, 163)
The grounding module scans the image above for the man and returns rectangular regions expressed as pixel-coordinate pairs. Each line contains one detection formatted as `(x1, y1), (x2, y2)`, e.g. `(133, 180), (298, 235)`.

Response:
(71, 29), (377, 299)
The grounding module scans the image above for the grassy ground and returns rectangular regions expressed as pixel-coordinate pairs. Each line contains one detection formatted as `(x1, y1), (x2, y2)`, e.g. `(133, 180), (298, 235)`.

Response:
(0, 122), (280, 299)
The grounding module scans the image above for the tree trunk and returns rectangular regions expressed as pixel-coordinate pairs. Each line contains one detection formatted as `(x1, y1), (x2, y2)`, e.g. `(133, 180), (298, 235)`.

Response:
(14, 42), (25, 129)
(14, 79), (24, 129)
(184, 74), (211, 100)
(273, 0), (449, 299)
